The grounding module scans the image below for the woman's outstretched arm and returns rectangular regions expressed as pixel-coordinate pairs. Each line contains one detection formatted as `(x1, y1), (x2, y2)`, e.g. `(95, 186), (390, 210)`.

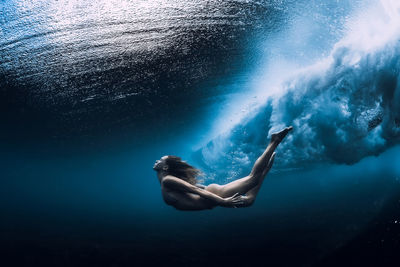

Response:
(162, 176), (245, 207)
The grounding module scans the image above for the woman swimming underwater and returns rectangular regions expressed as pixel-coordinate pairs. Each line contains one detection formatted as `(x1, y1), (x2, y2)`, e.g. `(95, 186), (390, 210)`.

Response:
(153, 126), (293, 210)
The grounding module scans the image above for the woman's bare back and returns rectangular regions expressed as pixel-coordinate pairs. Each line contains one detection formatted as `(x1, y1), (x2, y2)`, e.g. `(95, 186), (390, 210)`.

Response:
(161, 185), (216, 210)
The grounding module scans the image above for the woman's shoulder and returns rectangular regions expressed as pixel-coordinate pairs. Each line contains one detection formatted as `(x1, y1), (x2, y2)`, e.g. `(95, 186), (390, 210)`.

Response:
(163, 174), (178, 179)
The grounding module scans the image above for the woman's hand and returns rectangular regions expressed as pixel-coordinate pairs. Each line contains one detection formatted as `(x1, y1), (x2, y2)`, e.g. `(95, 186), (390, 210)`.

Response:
(220, 193), (248, 208)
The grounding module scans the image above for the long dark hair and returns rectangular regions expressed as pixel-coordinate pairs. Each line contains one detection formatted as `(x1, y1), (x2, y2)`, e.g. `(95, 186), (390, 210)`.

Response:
(164, 156), (201, 185)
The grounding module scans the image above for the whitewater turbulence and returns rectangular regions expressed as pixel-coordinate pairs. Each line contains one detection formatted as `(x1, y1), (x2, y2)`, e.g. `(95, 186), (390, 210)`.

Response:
(195, 0), (400, 182)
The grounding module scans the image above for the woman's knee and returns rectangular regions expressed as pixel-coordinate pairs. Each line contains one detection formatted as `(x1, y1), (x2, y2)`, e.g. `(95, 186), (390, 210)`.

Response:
(244, 195), (255, 207)
(235, 195), (255, 208)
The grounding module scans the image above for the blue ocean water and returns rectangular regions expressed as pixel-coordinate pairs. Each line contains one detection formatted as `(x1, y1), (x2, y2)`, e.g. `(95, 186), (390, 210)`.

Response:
(1, 0), (400, 266)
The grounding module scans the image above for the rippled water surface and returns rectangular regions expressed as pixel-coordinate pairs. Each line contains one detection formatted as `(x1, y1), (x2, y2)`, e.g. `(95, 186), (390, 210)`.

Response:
(1, 0), (289, 142)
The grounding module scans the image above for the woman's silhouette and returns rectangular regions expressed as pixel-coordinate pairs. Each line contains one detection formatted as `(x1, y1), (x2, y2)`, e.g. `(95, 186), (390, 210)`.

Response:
(153, 126), (293, 210)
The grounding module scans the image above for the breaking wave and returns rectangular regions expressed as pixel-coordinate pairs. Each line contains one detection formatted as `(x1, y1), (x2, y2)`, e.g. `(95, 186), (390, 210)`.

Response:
(195, 0), (400, 182)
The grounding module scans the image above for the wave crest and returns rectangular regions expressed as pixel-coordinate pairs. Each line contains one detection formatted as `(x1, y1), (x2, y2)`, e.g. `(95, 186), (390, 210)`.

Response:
(195, 0), (400, 182)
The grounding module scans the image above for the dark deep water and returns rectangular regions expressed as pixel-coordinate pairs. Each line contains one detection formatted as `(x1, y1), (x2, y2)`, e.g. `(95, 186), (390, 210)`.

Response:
(1, 0), (400, 266)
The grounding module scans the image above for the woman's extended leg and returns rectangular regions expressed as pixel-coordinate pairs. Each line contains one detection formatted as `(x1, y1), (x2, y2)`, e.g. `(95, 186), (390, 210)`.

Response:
(205, 126), (292, 200)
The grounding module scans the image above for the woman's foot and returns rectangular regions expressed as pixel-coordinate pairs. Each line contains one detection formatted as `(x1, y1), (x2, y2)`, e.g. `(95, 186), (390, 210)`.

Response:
(271, 126), (293, 143)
